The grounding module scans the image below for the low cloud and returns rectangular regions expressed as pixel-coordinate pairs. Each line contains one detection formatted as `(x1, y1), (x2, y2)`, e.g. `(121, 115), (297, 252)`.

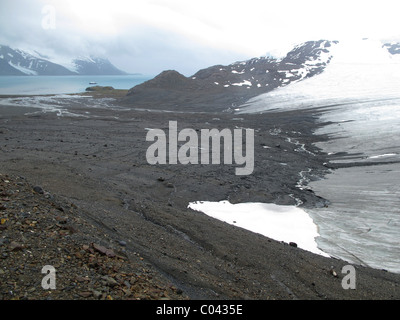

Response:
(1, 0), (400, 75)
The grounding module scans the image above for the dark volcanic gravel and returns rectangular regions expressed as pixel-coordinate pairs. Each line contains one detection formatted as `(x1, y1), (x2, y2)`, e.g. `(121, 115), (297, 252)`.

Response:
(0, 96), (399, 300)
(0, 173), (187, 300)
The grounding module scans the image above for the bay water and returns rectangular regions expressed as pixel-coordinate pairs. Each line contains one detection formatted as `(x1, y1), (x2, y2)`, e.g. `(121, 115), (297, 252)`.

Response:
(0, 74), (152, 95)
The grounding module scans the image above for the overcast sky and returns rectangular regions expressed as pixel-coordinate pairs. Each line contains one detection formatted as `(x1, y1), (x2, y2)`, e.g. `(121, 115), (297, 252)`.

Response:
(1, 0), (400, 76)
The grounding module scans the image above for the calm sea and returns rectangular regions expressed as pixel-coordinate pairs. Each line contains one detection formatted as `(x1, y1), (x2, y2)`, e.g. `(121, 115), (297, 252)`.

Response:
(0, 74), (153, 95)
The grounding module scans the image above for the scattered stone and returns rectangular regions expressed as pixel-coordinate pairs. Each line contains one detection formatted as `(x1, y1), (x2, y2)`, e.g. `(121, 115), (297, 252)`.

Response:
(9, 241), (25, 251)
(55, 216), (68, 224)
(101, 275), (118, 287)
(44, 192), (53, 199)
(0, 173), (187, 300)
(289, 242), (297, 248)
(92, 243), (116, 258)
(92, 290), (102, 299)
(118, 240), (127, 247)
(0, 191), (11, 197)
(79, 291), (93, 298)
(33, 186), (44, 194)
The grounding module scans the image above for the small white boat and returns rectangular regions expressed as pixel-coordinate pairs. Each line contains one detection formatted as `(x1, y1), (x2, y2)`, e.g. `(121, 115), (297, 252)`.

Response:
(89, 81), (97, 84)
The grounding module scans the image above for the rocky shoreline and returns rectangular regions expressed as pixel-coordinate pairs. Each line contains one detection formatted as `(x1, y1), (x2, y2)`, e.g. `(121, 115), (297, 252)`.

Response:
(0, 96), (399, 300)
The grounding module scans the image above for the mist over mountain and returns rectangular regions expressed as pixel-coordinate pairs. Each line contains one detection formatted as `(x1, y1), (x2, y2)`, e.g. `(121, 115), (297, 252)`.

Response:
(0, 45), (127, 76)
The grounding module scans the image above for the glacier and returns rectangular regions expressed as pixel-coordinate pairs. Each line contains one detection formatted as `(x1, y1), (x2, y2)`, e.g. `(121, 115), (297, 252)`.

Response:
(235, 38), (400, 273)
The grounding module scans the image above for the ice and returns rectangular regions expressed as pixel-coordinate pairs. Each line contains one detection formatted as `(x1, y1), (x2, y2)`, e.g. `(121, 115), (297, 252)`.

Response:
(306, 164), (400, 273)
(236, 38), (400, 273)
(188, 200), (329, 256)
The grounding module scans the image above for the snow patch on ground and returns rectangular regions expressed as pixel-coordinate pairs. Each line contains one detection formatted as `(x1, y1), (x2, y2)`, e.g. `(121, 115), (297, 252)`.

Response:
(188, 200), (328, 256)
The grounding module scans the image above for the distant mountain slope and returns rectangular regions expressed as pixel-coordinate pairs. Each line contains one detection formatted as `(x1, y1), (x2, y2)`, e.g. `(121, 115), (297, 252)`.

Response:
(123, 40), (339, 111)
(0, 45), (127, 76)
(71, 56), (127, 75)
(0, 45), (75, 76)
(0, 58), (25, 75)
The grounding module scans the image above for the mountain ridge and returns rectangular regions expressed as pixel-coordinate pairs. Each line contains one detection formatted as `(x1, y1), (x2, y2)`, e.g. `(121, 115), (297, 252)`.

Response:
(0, 45), (127, 76)
(123, 40), (339, 111)
(123, 39), (400, 112)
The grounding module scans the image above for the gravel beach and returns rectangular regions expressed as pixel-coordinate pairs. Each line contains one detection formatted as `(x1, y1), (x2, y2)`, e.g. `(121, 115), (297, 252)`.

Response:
(0, 94), (399, 300)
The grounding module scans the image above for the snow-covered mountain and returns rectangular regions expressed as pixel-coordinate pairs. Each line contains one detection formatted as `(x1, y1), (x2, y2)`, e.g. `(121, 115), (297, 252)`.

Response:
(124, 40), (339, 110)
(124, 38), (400, 111)
(0, 45), (127, 76)
(190, 40), (337, 91)
(69, 56), (128, 76)
(237, 38), (400, 114)
(0, 45), (74, 75)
